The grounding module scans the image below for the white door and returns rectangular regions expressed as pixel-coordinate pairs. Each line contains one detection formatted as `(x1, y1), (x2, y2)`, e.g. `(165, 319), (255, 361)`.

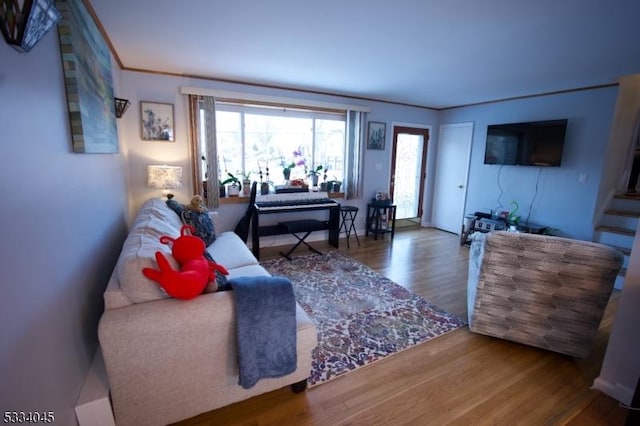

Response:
(431, 123), (474, 234)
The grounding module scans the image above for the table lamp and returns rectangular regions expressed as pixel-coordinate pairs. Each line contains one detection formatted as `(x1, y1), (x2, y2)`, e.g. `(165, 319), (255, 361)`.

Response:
(147, 165), (183, 199)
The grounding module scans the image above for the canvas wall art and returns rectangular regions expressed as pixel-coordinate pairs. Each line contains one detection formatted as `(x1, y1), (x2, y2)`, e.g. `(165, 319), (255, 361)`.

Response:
(56, 0), (118, 153)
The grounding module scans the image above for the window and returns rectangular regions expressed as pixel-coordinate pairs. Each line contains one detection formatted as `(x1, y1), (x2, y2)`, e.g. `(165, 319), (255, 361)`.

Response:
(188, 93), (366, 208)
(202, 103), (346, 185)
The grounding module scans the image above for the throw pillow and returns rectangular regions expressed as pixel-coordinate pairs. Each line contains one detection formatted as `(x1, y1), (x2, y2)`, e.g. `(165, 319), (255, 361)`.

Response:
(166, 198), (185, 216)
(166, 199), (217, 246)
(204, 251), (231, 292)
(181, 209), (216, 246)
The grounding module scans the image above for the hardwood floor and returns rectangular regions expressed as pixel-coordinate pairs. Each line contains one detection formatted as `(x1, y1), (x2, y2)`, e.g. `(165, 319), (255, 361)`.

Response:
(176, 228), (629, 425)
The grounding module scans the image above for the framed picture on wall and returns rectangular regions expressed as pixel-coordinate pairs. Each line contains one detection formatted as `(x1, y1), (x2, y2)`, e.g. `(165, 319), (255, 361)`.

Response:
(140, 101), (175, 141)
(367, 121), (386, 150)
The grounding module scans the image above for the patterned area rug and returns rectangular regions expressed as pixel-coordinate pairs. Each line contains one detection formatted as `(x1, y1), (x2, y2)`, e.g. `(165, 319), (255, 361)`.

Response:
(261, 251), (466, 387)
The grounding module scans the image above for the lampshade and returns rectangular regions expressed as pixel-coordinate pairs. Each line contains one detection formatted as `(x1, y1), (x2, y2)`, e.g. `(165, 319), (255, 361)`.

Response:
(0, 0), (61, 52)
(147, 165), (183, 198)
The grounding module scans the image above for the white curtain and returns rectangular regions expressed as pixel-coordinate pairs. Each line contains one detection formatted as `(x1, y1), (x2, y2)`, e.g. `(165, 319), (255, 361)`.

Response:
(189, 95), (219, 208)
(203, 97), (219, 208)
(345, 110), (366, 199)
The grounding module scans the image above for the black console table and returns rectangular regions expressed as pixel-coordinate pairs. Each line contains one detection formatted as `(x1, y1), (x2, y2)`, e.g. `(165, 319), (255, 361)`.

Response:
(366, 203), (396, 240)
(251, 202), (339, 260)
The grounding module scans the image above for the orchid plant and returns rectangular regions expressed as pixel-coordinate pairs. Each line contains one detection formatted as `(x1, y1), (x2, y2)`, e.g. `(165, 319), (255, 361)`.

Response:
(306, 164), (323, 177)
(281, 159), (296, 174)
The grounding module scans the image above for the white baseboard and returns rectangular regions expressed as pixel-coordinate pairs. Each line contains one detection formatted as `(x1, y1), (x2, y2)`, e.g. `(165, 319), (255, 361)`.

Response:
(75, 347), (115, 426)
(592, 377), (635, 405)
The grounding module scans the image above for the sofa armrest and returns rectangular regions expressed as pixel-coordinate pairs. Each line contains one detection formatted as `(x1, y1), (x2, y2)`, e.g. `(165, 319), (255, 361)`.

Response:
(467, 232), (488, 325)
(99, 292), (316, 426)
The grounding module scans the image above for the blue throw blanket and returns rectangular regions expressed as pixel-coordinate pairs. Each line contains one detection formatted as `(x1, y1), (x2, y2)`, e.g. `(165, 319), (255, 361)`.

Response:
(229, 276), (297, 389)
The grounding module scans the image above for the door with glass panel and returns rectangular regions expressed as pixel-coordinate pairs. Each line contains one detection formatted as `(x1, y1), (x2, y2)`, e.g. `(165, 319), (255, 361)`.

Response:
(390, 126), (429, 220)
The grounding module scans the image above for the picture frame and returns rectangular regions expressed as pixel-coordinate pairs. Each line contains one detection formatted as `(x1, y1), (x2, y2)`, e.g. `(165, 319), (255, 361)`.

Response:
(367, 121), (386, 150)
(141, 101), (175, 141)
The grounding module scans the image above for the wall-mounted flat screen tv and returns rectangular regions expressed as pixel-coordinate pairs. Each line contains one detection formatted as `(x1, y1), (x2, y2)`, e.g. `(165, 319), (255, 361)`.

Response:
(484, 119), (567, 166)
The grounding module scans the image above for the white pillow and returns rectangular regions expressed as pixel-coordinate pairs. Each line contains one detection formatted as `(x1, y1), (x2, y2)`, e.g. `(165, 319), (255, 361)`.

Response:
(208, 211), (220, 238)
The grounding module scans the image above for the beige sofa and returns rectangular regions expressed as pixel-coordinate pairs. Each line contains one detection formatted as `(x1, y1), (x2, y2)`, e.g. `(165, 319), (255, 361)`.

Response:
(98, 198), (318, 425)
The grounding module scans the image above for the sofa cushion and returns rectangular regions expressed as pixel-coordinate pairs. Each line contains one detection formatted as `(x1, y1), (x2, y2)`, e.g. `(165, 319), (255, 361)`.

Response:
(117, 231), (178, 303)
(135, 198), (184, 231)
(204, 269), (231, 292)
(114, 200), (263, 304)
(208, 211), (219, 237)
(117, 200), (184, 304)
(226, 264), (271, 280)
(181, 209), (216, 245)
(104, 272), (133, 309)
(202, 251), (231, 292)
(206, 232), (259, 270)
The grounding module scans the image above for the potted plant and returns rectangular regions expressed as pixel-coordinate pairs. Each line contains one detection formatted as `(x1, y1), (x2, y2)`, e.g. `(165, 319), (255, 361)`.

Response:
(241, 171), (252, 196)
(306, 165), (323, 187)
(218, 179), (226, 198)
(508, 201), (520, 225)
(220, 172), (241, 197)
(260, 181), (270, 195)
(319, 165), (330, 190)
(282, 161), (295, 182)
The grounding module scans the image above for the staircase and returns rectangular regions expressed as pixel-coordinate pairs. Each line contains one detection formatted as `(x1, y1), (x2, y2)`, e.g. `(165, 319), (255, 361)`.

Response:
(593, 194), (640, 289)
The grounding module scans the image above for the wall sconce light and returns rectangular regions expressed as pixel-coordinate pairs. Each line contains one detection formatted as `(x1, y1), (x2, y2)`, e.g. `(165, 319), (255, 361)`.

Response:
(114, 97), (131, 118)
(147, 165), (183, 199)
(0, 0), (61, 53)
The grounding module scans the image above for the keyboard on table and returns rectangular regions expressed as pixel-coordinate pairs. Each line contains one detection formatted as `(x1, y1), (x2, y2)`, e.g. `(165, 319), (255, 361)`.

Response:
(255, 192), (338, 211)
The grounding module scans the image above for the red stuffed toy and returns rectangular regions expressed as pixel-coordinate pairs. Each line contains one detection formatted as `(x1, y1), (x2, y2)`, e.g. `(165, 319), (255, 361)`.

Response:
(142, 225), (229, 300)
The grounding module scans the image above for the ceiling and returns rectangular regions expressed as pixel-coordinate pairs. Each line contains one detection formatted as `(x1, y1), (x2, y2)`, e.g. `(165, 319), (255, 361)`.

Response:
(89, 0), (640, 109)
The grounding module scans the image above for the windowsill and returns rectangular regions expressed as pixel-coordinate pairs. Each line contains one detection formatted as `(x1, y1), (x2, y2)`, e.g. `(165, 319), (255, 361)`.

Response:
(219, 192), (345, 205)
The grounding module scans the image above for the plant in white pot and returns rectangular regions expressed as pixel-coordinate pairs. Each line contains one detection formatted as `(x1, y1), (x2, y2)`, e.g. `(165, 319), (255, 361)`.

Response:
(221, 172), (241, 197)
(306, 165), (323, 187)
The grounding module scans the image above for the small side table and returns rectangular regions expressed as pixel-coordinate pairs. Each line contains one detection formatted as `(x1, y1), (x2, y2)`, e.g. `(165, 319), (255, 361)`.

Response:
(366, 203), (396, 240)
(339, 205), (360, 248)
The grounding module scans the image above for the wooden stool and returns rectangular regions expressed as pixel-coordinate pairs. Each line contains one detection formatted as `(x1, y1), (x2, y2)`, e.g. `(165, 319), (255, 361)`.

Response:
(339, 205), (360, 248)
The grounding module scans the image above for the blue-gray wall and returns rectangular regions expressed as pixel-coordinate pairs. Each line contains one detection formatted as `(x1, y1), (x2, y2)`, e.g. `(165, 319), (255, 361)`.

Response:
(0, 34), (129, 423)
(440, 87), (619, 240)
